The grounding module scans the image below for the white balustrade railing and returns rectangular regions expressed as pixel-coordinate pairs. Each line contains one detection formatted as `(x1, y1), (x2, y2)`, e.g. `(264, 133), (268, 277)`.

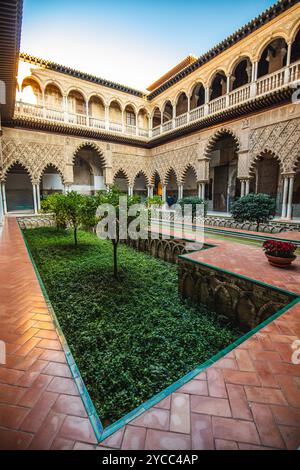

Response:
(89, 117), (106, 129)
(109, 121), (122, 132)
(14, 61), (300, 139)
(125, 124), (137, 135)
(138, 127), (149, 137)
(190, 105), (205, 121)
(44, 107), (64, 122)
(175, 113), (188, 128)
(289, 61), (300, 83)
(228, 84), (251, 107)
(162, 120), (173, 132)
(152, 126), (161, 137)
(68, 112), (87, 126)
(256, 68), (285, 96)
(208, 95), (226, 114)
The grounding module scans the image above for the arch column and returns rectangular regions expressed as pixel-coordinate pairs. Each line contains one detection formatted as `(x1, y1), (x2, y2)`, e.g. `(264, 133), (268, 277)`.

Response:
(178, 184), (183, 200)
(147, 185), (153, 198)
(281, 176), (289, 219)
(32, 184), (38, 214)
(36, 183), (41, 210)
(198, 182), (206, 200)
(287, 175), (295, 220)
(250, 61), (258, 97)
(284, 42), (292, 83)
(128, 185), (133, 196)
(162, 185), (167, 203)
(1, 182), (7, 215)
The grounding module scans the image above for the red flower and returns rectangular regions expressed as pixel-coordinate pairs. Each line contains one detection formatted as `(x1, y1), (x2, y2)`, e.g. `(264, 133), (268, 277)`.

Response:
(263, 239), (297, 258)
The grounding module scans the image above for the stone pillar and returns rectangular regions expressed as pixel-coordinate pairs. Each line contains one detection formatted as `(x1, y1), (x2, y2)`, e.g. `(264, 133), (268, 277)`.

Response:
(33, 184), (38, 214)
(250, 61), (258, 97)
(128, 186), (133, 197)
(284, 42), (292, 83)
(36, 183), (41, 211)
(105, 106), (109, 130)
(204, 87), (210, 115)
(281, 176), (289, 219)
(1, 183), (7, 215)
(178, 184), (183, 200)
(287, 175), (295, 220)
(226, 75), (231, 107)
(162, 185), (167, 203)
(245, 179), (250, 196)
(240, 180), (245, 198)
(147, 186), (153, 198)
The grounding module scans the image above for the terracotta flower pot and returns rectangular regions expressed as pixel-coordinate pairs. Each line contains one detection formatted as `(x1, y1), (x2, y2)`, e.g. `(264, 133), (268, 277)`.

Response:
(266, 254), (296, 268)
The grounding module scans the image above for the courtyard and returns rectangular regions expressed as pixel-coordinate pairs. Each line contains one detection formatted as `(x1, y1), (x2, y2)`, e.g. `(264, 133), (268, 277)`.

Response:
(0, 0), (300, 456)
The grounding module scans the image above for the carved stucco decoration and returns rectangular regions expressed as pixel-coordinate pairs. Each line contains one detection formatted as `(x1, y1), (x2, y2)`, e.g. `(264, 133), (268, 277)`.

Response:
(248, 118), (300, 175)
(1, 138), (66, 183)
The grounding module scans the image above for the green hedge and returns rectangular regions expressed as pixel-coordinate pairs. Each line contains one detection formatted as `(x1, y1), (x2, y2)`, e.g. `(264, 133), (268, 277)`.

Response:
(24, 227), (240, 425)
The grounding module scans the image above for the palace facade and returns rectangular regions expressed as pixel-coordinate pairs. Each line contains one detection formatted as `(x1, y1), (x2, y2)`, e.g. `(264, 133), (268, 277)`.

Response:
(1, 0), (300, 221)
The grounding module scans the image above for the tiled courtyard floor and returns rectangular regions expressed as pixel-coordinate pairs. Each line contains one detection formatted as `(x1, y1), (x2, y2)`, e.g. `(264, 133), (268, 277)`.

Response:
(0, 218), (299, 450)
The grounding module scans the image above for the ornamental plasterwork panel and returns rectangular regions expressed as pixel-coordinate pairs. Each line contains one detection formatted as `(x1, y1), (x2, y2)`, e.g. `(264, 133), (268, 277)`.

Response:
(112, 153), (151, 185)
(249, 118), (300, 174)
(1, 138), (66, 183)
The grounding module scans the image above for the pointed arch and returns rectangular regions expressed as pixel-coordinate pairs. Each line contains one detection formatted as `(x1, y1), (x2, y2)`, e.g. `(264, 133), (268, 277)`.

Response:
(150, 169), (163, 186)
(113, 168), (130, 185)
(164, 167), (179, 185)
(73, 142), (107, 167)
(204, 128), (241, 158)
(249, 150), (284, 176)
(180, 164), (197, 185)
(133, 170), (149, 187)
(3, 159), (33, 182)
(38, 163), (65, 184)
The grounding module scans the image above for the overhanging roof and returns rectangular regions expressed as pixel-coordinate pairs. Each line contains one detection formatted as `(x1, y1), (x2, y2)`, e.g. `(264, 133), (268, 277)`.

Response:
(0, 0), (23, 121)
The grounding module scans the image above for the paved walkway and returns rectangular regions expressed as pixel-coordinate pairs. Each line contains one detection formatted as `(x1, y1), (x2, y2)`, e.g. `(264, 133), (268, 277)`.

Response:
(0, 218), (299, 450)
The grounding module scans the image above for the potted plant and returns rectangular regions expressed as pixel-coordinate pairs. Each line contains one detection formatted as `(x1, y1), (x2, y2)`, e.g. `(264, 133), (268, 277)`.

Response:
(263, 239), (297, 268)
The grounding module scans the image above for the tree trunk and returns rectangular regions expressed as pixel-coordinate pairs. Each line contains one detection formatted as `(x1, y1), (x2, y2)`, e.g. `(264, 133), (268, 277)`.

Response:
(113, 241), (118, 279)
(74, 226), (78, 246)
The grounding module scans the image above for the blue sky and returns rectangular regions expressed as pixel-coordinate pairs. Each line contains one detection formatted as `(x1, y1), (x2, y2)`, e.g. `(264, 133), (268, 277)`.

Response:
(21, 0), (276, 90)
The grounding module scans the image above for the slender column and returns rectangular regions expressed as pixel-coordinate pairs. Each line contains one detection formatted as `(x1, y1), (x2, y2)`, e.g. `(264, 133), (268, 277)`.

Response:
(105, 106), (109, 130)
(63, 95), (69, 123)
(240, 181), (245, 198)
(162, 185), (167, 203)
(122, 110), (125, 134)
(284, 42), (292, 84)
(204, 87), (210, 115)
(287, 175), (295, 220)
(36, 183), (41, 210)
(198, 183), (202, 199)
(245, 179), (250, 196)
(128, 185), (133, 197)
(187, 97), (190, 123)
(250, 61), (258, 97)
(33, 184), (38, 214)
(1, 183), (7, 214)
(0, 182), (5, 222)
(178, 184), (183, 200)
(226, 75), (231, 107)
(281, 176), (289, 219)
(147, 185), (153, 198)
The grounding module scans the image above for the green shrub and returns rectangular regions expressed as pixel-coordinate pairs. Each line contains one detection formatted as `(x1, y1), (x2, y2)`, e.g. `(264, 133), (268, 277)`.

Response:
(178, 196), (208, 219)
(24, 227), (240, 424)
(231, 193), (276, 231)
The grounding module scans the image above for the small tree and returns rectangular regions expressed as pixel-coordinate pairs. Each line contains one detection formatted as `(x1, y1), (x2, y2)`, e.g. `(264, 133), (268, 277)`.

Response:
(96, 185), (140, 279)
(231, 193), (276, 231)
(145, 195), (163, 208)
(41, 191), (98, 245)
(178, 196), (208, 220)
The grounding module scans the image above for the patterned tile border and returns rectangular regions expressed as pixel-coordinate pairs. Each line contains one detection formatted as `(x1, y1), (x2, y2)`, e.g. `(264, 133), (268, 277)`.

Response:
(18, 219), (300, 443)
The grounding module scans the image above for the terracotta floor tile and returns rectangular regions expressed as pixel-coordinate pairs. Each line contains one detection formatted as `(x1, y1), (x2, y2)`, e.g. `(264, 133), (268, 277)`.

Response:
(191, 413), (214, 450)
(144, 429), (190, 450)
(0, 428), (33, 450)
(52, 395), (87, 418)
(251, 403), (285, 449)
(191, 395), (231, 417)
(20, 391), (58, 433)
(212, 417), (260, 445)
(132, 408), (170, 430)
(121, 426), (146, 450)
(59, 416), (97, 444)
(215, 438), (238, 450)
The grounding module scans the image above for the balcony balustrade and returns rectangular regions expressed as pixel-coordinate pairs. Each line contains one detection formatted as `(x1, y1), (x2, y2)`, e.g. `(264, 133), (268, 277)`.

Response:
(14, 61), (300, 140)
